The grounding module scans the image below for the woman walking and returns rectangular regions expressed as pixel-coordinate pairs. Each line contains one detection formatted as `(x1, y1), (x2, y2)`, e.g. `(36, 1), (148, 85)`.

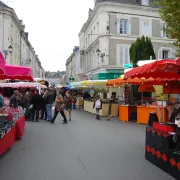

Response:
(51, 93), (67, 124)
(64, 91), (72, 121)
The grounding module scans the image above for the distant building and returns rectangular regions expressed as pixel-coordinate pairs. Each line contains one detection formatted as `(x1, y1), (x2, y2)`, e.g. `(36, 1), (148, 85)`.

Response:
(78, 0), (176, 80)
(65, 46), (79, 83)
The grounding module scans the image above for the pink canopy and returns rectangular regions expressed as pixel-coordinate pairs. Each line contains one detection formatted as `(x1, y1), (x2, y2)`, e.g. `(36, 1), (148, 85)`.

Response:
(0, 52), (34, 81)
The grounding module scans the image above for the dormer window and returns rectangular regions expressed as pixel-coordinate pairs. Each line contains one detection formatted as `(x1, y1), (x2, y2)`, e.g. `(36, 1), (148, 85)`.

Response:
(141, 0), (149, 6)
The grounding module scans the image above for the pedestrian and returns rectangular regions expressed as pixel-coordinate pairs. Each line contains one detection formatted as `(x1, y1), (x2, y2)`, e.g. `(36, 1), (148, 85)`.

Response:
(0, 88), (4, 108)
(31, 89), (43, 122)
(40, 90), (47, 120)
(93, 95), (102, 120)
(10, 90), (20, 108)
(64, 91), (72, 121)
(51, 93), (67, 124)
(44, 88), (54, 122)
(23, 91), (31, 121)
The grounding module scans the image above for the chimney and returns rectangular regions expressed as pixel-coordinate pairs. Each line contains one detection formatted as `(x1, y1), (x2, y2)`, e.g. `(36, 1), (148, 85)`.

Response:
(88, 8), (93, 17)
(25, 32), (29, 39)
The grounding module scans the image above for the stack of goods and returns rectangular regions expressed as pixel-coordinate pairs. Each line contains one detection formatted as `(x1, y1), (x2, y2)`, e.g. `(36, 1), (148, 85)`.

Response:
(0, 118), (16, 139)
(6, 107), (24, 121)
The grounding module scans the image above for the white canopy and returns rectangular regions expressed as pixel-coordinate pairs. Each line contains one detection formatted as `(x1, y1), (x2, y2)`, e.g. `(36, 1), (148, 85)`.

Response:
(0, 82), (47, 88)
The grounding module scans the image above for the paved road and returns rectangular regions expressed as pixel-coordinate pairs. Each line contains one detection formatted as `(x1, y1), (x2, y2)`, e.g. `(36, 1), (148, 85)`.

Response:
(0, 110), (174, 180)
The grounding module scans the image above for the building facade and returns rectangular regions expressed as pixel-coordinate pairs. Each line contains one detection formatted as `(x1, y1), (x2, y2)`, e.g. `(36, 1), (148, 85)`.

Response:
(0, 1), (44, 78)
(78, 0), (176, 80)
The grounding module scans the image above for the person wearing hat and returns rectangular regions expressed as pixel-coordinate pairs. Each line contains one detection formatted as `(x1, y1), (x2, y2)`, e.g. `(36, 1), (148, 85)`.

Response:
(93, 94), (102, 120)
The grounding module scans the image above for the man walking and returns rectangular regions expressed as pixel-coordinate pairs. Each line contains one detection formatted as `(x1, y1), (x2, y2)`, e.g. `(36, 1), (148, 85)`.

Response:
(31, 89), (43, 122)
(44, 88), (54, 122)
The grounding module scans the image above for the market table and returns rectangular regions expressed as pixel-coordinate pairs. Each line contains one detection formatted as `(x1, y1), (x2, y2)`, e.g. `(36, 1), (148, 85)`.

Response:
(137, 106), (168, 124)
(16, 116), (25, 139)
(83, 100), (110, 116)
(118, 105), (137, 122)
(145, 124), (180, 179)
(0, 125), (16, 155)
(0, 116), (25, 155)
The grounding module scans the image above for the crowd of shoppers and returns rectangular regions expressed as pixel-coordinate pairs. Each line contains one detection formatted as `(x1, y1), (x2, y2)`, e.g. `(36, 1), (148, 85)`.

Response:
(7, 88), (73, 124)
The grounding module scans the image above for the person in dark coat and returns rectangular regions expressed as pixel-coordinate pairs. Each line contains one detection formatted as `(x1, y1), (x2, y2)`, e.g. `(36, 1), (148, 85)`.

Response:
(31, 89), (43, 122)
(40, 90), (47, 120)
(23, 91), (31, 121)
(44, 88), (54, 121)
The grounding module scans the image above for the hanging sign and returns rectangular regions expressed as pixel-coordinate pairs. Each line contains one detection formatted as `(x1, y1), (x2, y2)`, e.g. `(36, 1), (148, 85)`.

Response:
(163, 84), (180, 94)
(138, 84), (155, 92)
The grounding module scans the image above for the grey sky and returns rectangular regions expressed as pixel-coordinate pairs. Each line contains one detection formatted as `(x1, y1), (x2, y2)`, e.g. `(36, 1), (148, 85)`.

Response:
(5, 0), (94, 71)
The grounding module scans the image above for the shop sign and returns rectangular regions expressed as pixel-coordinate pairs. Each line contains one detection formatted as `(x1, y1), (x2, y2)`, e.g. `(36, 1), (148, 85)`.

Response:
(123, 63), (133, 69)
(163, 85), (180, 94)
(138, 84), (155, 92)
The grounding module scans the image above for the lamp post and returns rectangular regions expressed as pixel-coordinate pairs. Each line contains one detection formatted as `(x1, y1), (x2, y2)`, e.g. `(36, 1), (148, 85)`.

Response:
(96, 48), (105, 63)
(3, 45), (13, 60)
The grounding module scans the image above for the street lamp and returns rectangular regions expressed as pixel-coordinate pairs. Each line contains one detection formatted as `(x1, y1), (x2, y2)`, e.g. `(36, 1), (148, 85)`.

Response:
(3, 45), (13, 60)
(96, 48), (105, 62)
(96, 49), (101, 56)
(8, 45), (13, 53)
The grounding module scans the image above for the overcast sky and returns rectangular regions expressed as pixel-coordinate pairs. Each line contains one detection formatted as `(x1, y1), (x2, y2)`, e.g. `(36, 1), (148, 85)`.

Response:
(4, 0), (94, 71)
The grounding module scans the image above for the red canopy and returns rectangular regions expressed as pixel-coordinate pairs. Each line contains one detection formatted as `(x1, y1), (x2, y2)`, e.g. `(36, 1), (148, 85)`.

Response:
(0, 52), (34, 81)
(124, 58), (180, 80)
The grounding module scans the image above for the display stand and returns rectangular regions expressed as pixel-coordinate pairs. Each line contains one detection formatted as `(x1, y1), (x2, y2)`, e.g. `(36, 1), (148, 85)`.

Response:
(145, 125), (180, 179)
(16, 116), (25, 139)
(0, 116), (25, 155)
(0, 125), (16, 155)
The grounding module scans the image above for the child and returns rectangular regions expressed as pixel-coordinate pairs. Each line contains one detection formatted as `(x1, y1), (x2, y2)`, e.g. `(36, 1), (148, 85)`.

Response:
(93, 95), (102, 120)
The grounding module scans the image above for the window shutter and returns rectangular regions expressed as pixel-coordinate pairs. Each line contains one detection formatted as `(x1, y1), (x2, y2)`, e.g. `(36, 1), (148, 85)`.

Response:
(158, 49), (162, 59)
(117, 18), (120, 34)
(120, 46), (124, 66)
(124, 47), (129, 64)
(128, 19), (131, 35)
(160, 22), (163, 38)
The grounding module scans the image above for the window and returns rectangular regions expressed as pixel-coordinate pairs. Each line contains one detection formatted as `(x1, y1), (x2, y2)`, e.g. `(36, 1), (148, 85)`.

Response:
(162, 50), (169, 58)
(117, 45), (130, 66)
(120, 19), (128, 34)
(141, 0), (149, 6)
(158, 48), (172, 59)
(141, 20), (151, 36)
(161, 22), (167, 38)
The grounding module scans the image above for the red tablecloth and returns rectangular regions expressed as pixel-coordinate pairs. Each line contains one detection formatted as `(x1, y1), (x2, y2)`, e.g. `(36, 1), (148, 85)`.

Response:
(16, 116), (25, 139)
(0, 125), (16, 155)
(0, 116), (25, 155)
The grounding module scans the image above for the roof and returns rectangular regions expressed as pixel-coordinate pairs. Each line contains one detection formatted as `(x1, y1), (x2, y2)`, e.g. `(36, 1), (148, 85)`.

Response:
(0, 1), (9, 8)
(95, 0), (157, 7)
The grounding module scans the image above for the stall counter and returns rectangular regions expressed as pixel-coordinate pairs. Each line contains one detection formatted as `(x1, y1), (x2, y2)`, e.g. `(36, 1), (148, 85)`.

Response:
(137, 106), (168, 124)
(83, 100), (110, 116)
(119, 105), (137, 122)
(110, 104), (119, 117)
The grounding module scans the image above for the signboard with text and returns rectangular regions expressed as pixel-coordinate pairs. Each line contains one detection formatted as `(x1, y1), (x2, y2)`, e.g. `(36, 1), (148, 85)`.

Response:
(163, 85), (180, 94)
